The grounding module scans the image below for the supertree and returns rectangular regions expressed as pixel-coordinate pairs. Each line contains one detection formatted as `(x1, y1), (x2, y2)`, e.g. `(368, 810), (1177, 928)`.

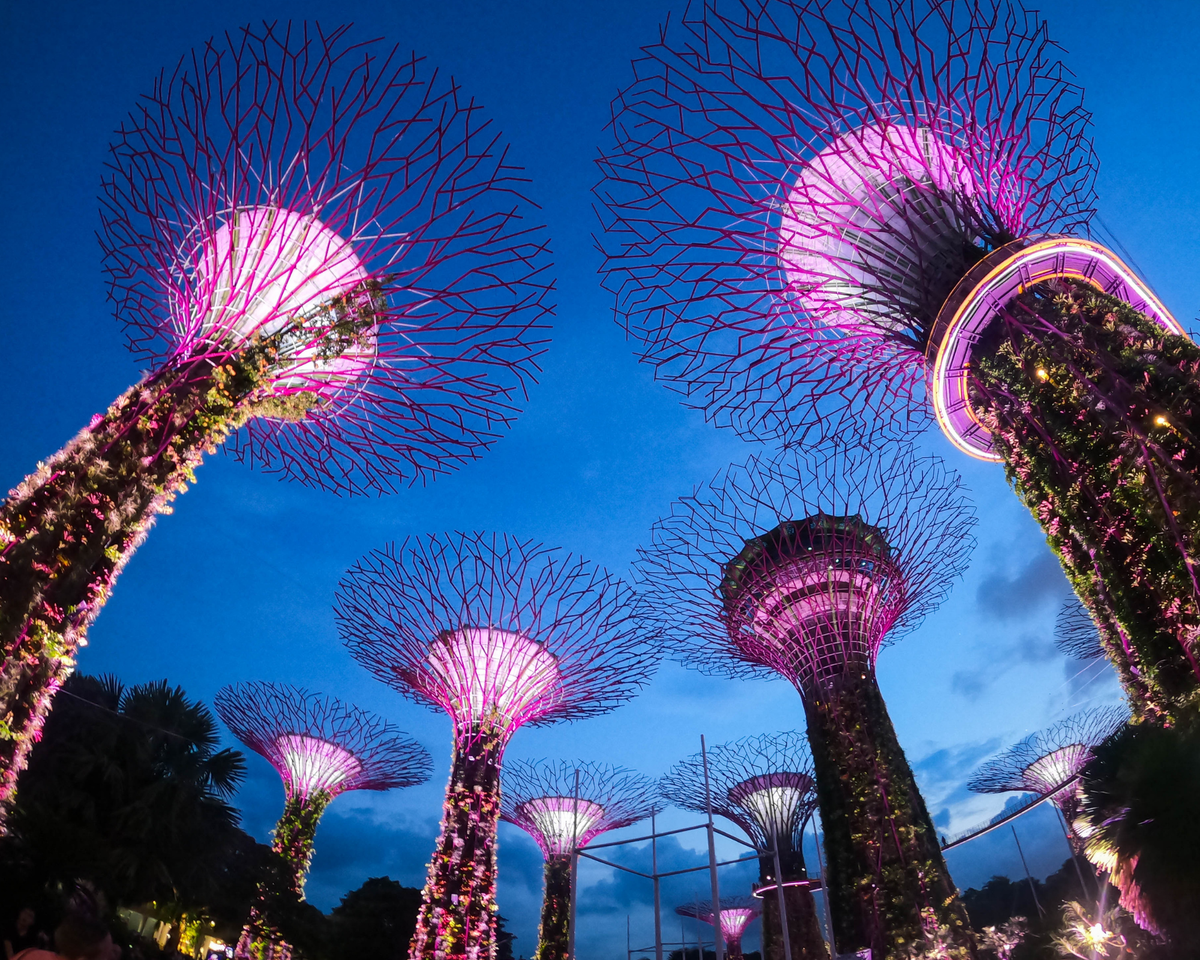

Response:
(213, 682), (432, 958)
(967, 705), (1128, 851)
(334, 533), (658, 960)
(595, 0), (1200, 724)
(1055, 597), (1106, 663)
(635, 444), (977, 959)
(676, 898), (762, 960)
(0, 22), (552, 816)
(660, 732), (827, 960)
(500, 759), (657, 960)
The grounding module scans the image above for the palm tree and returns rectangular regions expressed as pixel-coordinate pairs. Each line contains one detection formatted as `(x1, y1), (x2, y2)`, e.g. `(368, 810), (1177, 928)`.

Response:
(7, 674), (248, 913)
(1076, 720), (1200, 951)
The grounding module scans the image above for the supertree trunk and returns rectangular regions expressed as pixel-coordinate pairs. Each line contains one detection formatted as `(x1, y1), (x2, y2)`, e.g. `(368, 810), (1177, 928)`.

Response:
(0, 344), (280, 816)
(759, 852), (827, 960)
(411, 725), (504, 960)
(273, 791), (332, 896)
(970, 281), (1200, 723)
(726, 938), (745, 960)
(804, 677), (974, 960)
(535, 854), (572, 960)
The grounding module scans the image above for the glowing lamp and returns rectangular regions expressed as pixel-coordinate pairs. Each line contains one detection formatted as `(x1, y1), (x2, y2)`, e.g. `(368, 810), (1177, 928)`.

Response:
(190, 207), (376, 397)
(426, 627), (561, 731)
(276, 733), (364, 799)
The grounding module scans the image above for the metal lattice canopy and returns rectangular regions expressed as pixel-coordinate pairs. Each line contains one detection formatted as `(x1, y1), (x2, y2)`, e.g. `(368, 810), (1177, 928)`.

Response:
(1055, 597), (1106, 661)
(967, 705), (1129, 803)
(595, 0), (1096, 446)
(500, 759), (658, 857)
(660, 731), (817, 853)
(214, 681), (432, 799)
(634, 444), (975, 698)
(335, 532), (660, 744)
(676, 897), (763, 940)
(101, 22), (553, 493)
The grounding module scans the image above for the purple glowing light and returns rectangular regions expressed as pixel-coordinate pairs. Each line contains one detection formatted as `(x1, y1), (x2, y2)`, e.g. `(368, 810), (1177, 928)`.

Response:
(215, 682), (431, 797)
(1022, 744), (1090, 803)
(728, 772), (815, 845)
(276, 734), (365, 800)
(425, 627), (562, 733)
(596, 0), (1099, 447)
(101, 23), (553, 492)
(338, 534), (659, 748)
(717, 909), (761, 942)
(676, 898), (762, 941)
(968, 705), (1129, 820)
(636, 445), (974, 698)
(661, 732), (818, 855)
(501, 759), (658, 860)
(516, 796), (607, 857)
(929, 236), (1183, 460)
(780, 124), (983, 334)
(723, 527), (906, 695)
(187, 207), (375, 400)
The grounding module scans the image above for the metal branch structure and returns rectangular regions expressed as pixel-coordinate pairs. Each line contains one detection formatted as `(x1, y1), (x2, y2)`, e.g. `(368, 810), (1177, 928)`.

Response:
(636, 444), (977, 958)
(335, 533), (658, 960)
(677, 898), (763, 960)
(501, 760), (657, 960)
(214, 682), (431, 957)
(660, 732), (827, 960)
(0, 22), (552, 819)
(968, 705), (1128, 850)
(597, 0), (1200, 724)
(1055, 597), (1105, 662)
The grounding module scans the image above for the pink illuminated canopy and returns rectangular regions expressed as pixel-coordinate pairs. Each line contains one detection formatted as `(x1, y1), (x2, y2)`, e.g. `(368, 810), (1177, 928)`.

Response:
(516, 796), (607, 857)
(781, 123), (984, 335)
(276, 733), (365, 799)
(187, 206), (377, 401)
(425, 627), (562, 734)
(728, 772), (815, 843)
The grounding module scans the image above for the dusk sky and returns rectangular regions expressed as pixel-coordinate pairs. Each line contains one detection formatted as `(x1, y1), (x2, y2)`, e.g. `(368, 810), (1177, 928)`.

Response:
(2, 2), (1199, 958)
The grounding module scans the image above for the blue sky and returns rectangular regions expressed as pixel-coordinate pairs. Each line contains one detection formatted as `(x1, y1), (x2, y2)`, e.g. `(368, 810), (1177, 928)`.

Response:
(2, 1), (1199, 958)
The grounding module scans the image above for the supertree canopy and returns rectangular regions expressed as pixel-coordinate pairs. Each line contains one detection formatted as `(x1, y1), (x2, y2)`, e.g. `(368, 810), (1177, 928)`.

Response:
(501, 760), (657, 960)
(1055, 597), (1106, 663)
(967, 705), (1128, 850)
(660, 732), (827, 960)
(0, 22), (551, 818)
(677, 897), (763, 960)
(214, 682), (431, 956)
(335, 533), (657, 960)
(636, 445), (977, 959)
(596, 0), (1200, 724)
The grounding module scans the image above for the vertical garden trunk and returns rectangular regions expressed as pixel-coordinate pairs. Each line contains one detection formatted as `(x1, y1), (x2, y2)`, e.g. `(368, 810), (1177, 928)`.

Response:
(759, 851), (828, 960)
(273, 791), (332, 895)
(535, 854), (572, 960)
(411, 725), (504, 960)
(0, 349), (274, 820)
(805, 676), (975, 960)
(971, 280), (1200, 724)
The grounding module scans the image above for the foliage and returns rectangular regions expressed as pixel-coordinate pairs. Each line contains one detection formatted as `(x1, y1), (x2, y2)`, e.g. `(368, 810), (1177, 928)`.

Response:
(972, 280), (1200, 723)
(273, 793), (332, 896)
(5, 673), (247, 910)
(805, 677), (974, 959)
(1076, 719), (1200, 949)
(0, 340), (284, 816)
(1051, 902), (1126, 959)
(535, 856), (571, 960)
(979, 918), (1027, 960)
(410, 728), (504, 960)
